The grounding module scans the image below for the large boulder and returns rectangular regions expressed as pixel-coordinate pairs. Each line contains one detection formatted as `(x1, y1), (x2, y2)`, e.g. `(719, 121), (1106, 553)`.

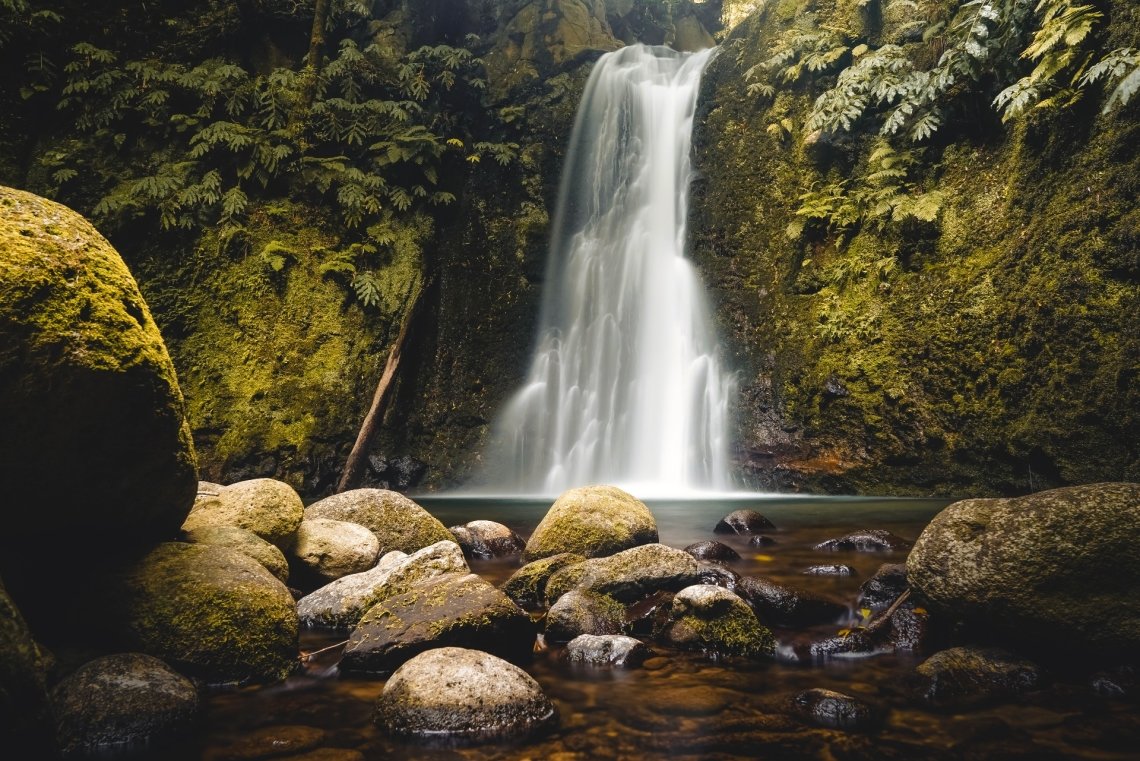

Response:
(182, 478), (303, 549)
(524, 486), (659, 561)
(180, 525), (290, 583)
(51, 653), (198, 757)
(0, 186), (197, 570)
(545, 543), (700, 604)
(304, 489), (452, 554)
(113, 543), (298, 683)
(907, 483), (1140, 655)
(658, 585), (775, 658)
(0, 581), (50, 750)
(289, 518), (380, 585)
(375, 648), (557, 741)
(341, 573), (533, 673)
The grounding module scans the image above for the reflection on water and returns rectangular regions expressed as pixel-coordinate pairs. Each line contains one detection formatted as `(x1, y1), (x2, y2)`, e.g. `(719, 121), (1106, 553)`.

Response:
(185, 497), (1138, 761)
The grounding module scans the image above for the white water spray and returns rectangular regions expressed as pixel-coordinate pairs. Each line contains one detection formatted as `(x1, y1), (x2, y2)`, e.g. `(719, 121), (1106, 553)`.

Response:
(484, 44), (734, 497)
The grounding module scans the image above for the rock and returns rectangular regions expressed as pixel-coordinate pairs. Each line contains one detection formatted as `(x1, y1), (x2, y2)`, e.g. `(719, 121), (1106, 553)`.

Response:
(714, 509), (776, 535)
(888, 602), (932, 651)
(51, 653), (198, 757)
(814, 529), (913, 552)
(375, 647), (556, 741)
(182, 479), (304, 549)
(449, 520), (526, 559)
(695, 561), (744, 595)
(658, 585), (775, 658)
(296, 541), (468, 630)
(500, 553), (585, 608)
(545, 543), (700, 604)
(114, 543), (298, 683)
(290, 518), (380, 585)
(565, 634), (652, 667)
(749, 535), (777, 547)
(181, 525), (290, 583)
(0, 186), (197, 570)
(857, 563), (908, 610)
(304, 489), (452, 554)
(907, 483), (1140, 655)
(737, 576), (847, 627)
(0, 581), (50, 750)
(341, 573), (533, 674)
(207, 724), (325, 760)
(624, 590), (677, 638)
(915, 647), (1044, 707)
(545, 590), (626, 643)
(802, 564), (856, 576)
(791, 688), (878, 731)
(524, 485), (658, 561)
(684, 541), (741, 561)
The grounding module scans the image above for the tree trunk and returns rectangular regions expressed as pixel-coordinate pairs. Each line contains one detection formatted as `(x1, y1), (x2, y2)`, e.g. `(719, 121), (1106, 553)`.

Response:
(301, 0), (332, 107)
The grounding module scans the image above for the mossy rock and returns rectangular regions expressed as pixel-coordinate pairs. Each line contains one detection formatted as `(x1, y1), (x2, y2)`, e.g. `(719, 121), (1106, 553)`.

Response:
(182, 478), (304, 549)
(545, 543), (700, 604)
(524, 486), (659, 561)
(0, 186), (197, 570)
(545, 590), (626, 643)
(0, 580), (51, 751)
(180, 525), (290, 584)
(304, 489), (452, 555)
(500, 552), (586, 608)
(115, 542), (298, 684)
(659, 585), (775, 658)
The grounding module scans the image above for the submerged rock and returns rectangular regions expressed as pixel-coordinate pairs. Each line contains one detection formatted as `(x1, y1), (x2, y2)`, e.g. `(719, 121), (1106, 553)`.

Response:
(305, 489), (453, 555)
(737, 576), (847, 627)
(524, 485), (658, 561)
(182, 478), (304, 549)
(857, 563), (909, 610)
(545, 590), (626, 643)
(659, 585), (775, 658)
(749, 535), (777, 547)
(449, 520), (526, 559)
(375, 648), (556, 741)
(714, 510), (775, 535)
(545, 543), (700, 604)
(290, 518), (380, 585)
(207, 725), (326, 760)
(814, 530), (912, 553)
(181, 525), (290, 583)
(51, 653), (198, 758)
(296, 541), (468, 630)
(501, 552), (586, 608)
(565, 634), (652, 667)
(907, 483), (1140, 655)
(802, 564), (857, 576)
(684, 541), (741, 561)
(915, 646), (1044, 707)
(791, 688), (878, 731)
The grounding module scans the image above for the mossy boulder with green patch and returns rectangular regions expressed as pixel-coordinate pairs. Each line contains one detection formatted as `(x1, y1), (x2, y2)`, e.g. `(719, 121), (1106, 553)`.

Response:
(545, 543), (700, 604)
(341, 573), (534, 674)
(0, 186), (197, 568)
(304, 489), (452, 555)
(524, 486), (659, 561)
(544, 590), (626, 643)
(0, 580), (51, 751)
(180, 525), (290, 584)
(915, 647), (1044, 707)
(658, 584), (775, 658)
(182, 478), (304, 549)
(500, 552), (586, 608)
(114, 542), (298, 684)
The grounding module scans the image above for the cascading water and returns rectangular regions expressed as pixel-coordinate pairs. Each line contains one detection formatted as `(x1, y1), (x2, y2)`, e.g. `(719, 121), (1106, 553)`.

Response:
(484, 43), (735, 496)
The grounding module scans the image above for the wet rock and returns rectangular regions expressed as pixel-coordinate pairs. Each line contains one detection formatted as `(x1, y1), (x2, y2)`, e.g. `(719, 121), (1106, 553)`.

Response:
(737, 576), (847, 627)
(365, 454), (428, 492)
(181, 525), (290, 584)
(915, 647), (1044, 707)
(796, 629), (884, 662)
(545, 590), (626, 643)
(714, 509), (775, 535)
(52, 653), (198, 758)
(304, 489), (453, 555)
(182, 479), (304, 549)
(290, 518), (380, 585)
(814, 529), (913, 553)
(791, 688), (877, 731)
(297, 541), (468, 630)
(342, 573), (533, 674)
(0, 581), (50, 749)
(684, 541), (741, 561)
(802, 564), (856, 576)
(749, 535), (777, 547)
(545, 543), (700, 604)
(624, 589), (677, 638)
(375, 647), (556, 741)
(500, 552), (585, 608)
(114, 543), (298, 683)
(1089, 666), (1135, 698)
(695, 561), (744, 594)
(524, 485), (658, 561)
(908, 483), (1140, 655)
(565, 634), (652, 667)
(207, 724), (325, 760)
(659, 585), (775, 658)
(888, 601), (932, 651)
(857, 563), (908, 610)
(449, 520), (526, 559)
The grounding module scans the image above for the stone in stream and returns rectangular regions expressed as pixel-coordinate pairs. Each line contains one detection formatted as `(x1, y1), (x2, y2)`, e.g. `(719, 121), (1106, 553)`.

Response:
(296, 540), (468, 631)
(375, 648), (557, 742)
(545, 590), (626, 643)
(182, 478), (304, 550)
(658, 584), (775, 658)
(51, 653), (198, 758)
(544, 543), (700, 604)
(907, 483), (1140, 656)
(684, 540), (741, 561)
(341, 573), (533, 674)
(304, 488), (453, 555)
(565, 634), (653, 667)
(714, 509), (776, 535)
(737, 576), (847, 627)
(524, 485), (659, 561)
(206, 724), (326, 760)
(915, 646), (1045, 707)
(802, 564), (856, 577)
(181, 525), (291, 584)
(449, 520), (526, 559)
(289, 517), (380, 585)
(749, 535), (777, 547)
(791, 688), (879, 731)
(814, 529), (912, 553)
(500, 552), (586, 608)
(857, 563), (908, 610)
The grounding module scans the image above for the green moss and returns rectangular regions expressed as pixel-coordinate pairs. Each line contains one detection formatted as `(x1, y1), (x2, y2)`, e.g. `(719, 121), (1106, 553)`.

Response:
(524, 486), (659, 561)
(501, 552), (587, 608)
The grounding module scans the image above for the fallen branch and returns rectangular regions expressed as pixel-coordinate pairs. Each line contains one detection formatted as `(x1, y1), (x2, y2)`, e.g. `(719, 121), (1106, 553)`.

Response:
(299, 640), (348, 662)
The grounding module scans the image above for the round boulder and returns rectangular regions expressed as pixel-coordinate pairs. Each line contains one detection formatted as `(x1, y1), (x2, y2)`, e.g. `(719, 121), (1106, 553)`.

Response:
(0, 186), (197, 570)
(181, 525), (290, 583)
(565, 634), (652, 667)
(449, 520), (526, 559)
(115, 543), (298, 683)
(907, 483), (1140, 654)
(684, 541), (741, 562)
(714, 510), (775, 535)
(51, 653), (198, 757)
(290, 518), (380, 585)
(182, 478), (304, 549)
(659, 585), (775, 658)
(375, 647), (556, 742)
(305, 489), (452, 554)
(524, 485), (658, 561)
(545, 591), (626, 643)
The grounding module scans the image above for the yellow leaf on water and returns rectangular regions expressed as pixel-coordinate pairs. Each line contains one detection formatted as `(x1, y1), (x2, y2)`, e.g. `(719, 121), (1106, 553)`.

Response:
(752, 554), (775, 562)
(860, 607), (872, 620)
(913, 607), (928, 615)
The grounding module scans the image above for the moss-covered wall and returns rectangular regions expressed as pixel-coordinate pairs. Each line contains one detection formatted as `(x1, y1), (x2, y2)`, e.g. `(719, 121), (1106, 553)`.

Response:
(690, 0), (1140, 495)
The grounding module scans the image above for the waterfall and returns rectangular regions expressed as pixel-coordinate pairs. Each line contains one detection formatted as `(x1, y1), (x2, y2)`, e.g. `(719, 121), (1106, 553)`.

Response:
(485, 44), (734, 496)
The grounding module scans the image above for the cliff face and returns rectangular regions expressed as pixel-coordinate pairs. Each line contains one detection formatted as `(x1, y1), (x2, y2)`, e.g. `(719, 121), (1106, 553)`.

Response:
(690, 0), (1140, 495)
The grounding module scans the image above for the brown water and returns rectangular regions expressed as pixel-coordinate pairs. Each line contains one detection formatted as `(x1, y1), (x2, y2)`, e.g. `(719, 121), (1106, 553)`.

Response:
(183, 496), (1138, 761)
